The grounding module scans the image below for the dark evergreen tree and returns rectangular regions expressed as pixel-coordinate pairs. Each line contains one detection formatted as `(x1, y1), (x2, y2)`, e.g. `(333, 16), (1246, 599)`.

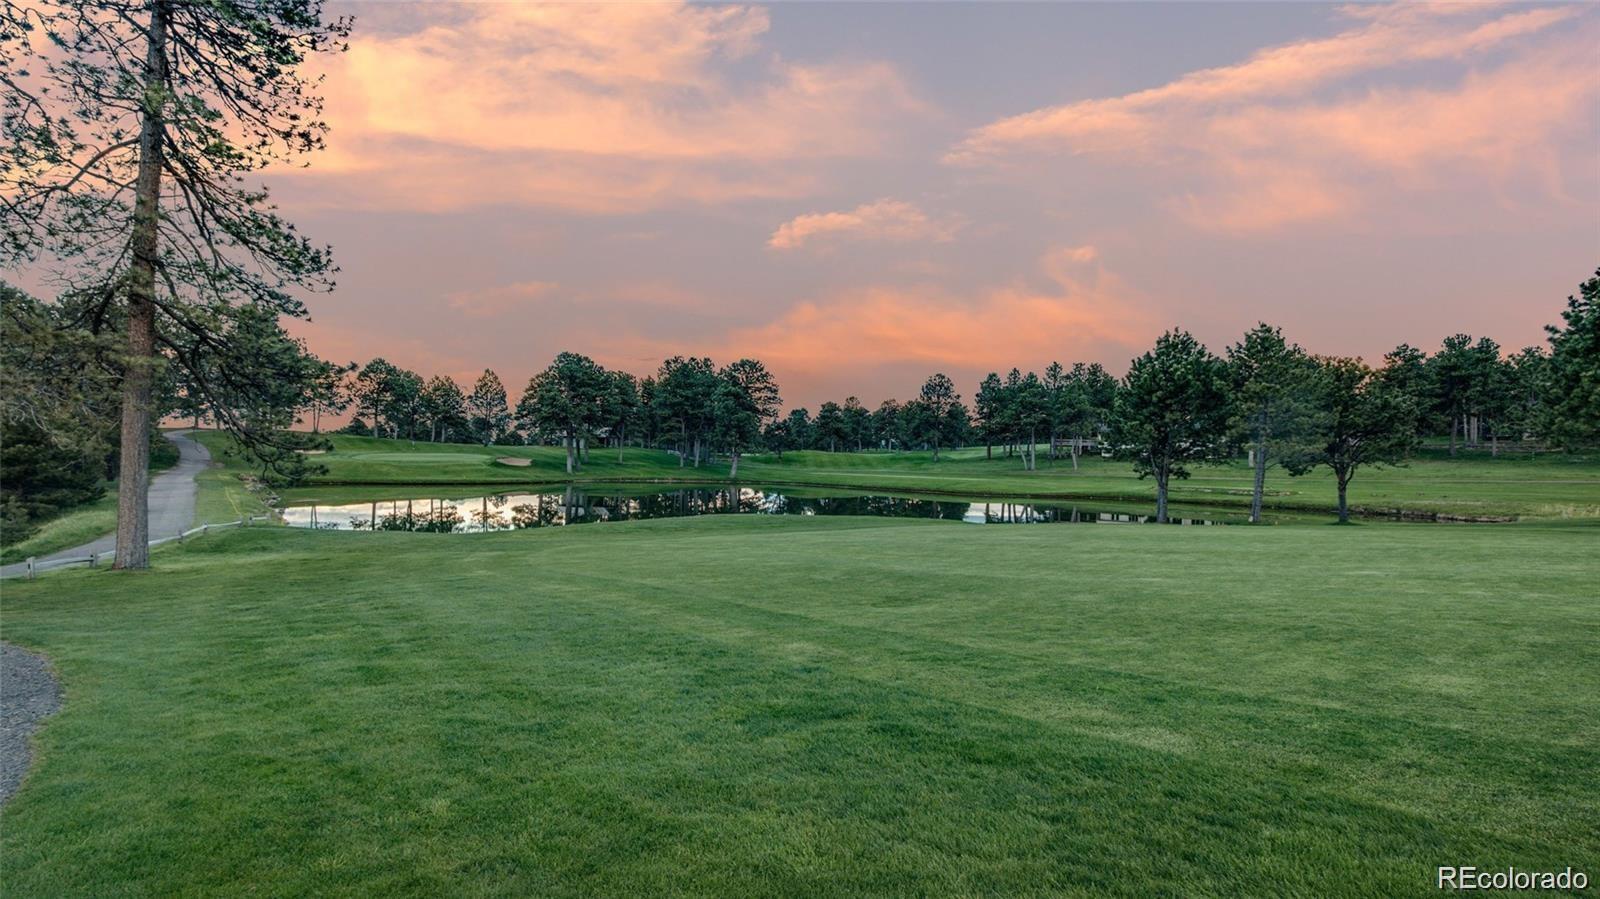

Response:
(915, 373), (961, 461)
(466, 369), (510, 446)
(714, 359), (780, 478)
(654, 356), (718, 467)
(1541, 269), (1600, 450)
(1226, 323), (1319, 523)
(519, 353), (609, 474)
(1289, 357), (1419, 522)
(1111, 330), (1232, 523)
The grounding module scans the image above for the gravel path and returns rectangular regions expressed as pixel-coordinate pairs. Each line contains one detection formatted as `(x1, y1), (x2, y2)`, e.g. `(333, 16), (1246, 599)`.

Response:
(0, 642), (62, 805)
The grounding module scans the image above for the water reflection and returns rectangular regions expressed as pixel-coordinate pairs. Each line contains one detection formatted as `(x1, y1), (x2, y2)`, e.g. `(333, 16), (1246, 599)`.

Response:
(281, 487), (1228, 532)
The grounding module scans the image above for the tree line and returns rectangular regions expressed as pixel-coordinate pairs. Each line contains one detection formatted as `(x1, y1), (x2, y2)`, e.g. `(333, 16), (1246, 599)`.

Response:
(280, 269), (1598, 523)
(6, 256), (1596, 538)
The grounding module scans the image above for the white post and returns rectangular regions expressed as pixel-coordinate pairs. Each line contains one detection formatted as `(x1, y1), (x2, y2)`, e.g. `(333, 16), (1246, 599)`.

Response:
(26, 556), (35, 579)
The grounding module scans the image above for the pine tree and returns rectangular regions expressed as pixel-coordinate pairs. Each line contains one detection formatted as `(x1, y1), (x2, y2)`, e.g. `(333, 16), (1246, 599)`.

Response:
(1112, 330), (1232, 523)
(3, 1), (351, 567)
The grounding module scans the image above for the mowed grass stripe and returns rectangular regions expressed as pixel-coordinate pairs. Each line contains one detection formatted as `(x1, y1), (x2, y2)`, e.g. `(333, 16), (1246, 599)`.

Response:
(521, 521), (1595, 846)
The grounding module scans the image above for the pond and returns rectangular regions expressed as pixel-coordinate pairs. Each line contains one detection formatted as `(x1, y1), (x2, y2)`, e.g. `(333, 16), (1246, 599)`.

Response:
(278, 487), (1234, 532)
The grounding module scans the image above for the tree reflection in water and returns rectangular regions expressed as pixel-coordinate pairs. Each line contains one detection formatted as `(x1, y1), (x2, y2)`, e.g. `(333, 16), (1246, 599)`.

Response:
(292, 488), (1226, 533)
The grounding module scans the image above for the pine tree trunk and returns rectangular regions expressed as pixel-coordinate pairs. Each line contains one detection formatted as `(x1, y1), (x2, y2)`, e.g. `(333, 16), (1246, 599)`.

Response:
(1449, 415), (1458, 456)
(1250, 436), (1267, 524)
(730, 452), (740, 480)
(1155, 466), (1169, 524)
(114, 2), (170, 570)
(564, 436), (574, 475)
(1336, 476), (1350, 523)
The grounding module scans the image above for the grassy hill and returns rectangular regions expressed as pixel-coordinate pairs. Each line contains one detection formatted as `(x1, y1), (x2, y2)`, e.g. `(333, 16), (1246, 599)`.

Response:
(3, 517), (1595, 895)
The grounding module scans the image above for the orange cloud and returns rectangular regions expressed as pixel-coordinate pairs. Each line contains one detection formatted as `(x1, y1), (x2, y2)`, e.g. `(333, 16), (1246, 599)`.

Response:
(947, 5), (1597, 233)
(1183, 40), (1599, 233)
(948, 5), (1578, 162)
(283, 2), (922, 213)
(609, 246), (1154, 395)
(768, 199), (961, 250)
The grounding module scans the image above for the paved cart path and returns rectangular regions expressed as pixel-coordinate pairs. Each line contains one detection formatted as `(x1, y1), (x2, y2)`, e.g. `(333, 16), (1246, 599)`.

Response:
(0, 431), (210, 578)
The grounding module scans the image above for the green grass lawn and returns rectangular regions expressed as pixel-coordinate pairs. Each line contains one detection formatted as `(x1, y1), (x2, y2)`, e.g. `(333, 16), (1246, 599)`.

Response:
(2, 517), (1595, 896)
(245, 432), (1600, 521)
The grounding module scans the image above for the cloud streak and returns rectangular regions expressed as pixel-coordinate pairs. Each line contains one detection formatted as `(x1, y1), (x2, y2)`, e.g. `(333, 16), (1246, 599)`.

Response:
(948, 5), (1597, 232)
(768, 199), (961, 250)
(949, 5), (1578, 162)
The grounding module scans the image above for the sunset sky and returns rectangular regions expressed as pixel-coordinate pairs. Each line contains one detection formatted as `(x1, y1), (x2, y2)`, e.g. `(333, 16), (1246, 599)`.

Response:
(262, 1), (1599, 409)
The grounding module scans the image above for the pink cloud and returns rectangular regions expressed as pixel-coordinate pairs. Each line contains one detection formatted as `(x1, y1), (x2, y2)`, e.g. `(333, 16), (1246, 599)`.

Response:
(599, 245), (1156, 403)
(281, 2), (922, 213)
(948, 5), (1579, 162)
(768, 199), (962, 250)
(946, 5), (1597, 233)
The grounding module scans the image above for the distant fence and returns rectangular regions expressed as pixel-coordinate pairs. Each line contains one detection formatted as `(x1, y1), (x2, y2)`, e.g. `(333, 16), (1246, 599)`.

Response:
(11, 515), (273, 580)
